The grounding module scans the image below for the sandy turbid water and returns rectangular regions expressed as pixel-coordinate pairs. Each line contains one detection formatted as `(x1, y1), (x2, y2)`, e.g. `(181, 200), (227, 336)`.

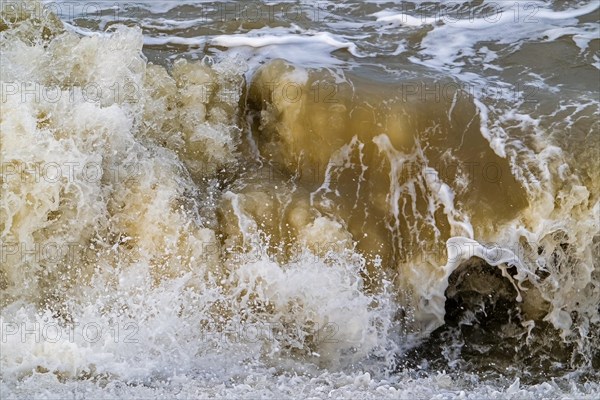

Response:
(1, 0), (599, 398)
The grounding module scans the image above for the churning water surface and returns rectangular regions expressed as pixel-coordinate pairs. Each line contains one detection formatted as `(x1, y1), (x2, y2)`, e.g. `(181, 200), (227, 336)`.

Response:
(0, 0), (599, 398)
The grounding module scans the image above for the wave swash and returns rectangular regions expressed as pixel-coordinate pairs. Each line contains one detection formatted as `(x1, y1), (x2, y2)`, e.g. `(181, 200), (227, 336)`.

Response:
(1, 1), (599, 398)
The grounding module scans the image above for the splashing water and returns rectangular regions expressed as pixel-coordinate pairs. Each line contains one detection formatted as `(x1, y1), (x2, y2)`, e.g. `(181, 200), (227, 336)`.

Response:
(1, 0), (599, 398)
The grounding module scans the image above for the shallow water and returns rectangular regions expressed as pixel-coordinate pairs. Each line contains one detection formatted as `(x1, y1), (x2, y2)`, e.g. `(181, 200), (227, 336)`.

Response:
(1, 0), (599, 398)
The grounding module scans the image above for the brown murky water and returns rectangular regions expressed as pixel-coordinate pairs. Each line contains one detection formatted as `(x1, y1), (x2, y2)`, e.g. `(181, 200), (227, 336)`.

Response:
(1, 1), (599, 398)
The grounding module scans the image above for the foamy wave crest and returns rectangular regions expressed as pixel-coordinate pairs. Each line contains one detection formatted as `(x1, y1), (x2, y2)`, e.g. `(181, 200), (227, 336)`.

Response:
(1, 0), (599, 392)
(0, 1), (398, 382)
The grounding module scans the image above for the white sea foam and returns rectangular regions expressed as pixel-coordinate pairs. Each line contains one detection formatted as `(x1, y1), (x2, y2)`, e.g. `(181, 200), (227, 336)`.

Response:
(2, 1), (599, 398)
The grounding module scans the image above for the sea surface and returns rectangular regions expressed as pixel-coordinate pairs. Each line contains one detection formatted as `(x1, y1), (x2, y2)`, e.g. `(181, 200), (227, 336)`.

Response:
(1, 0), (599, 398)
